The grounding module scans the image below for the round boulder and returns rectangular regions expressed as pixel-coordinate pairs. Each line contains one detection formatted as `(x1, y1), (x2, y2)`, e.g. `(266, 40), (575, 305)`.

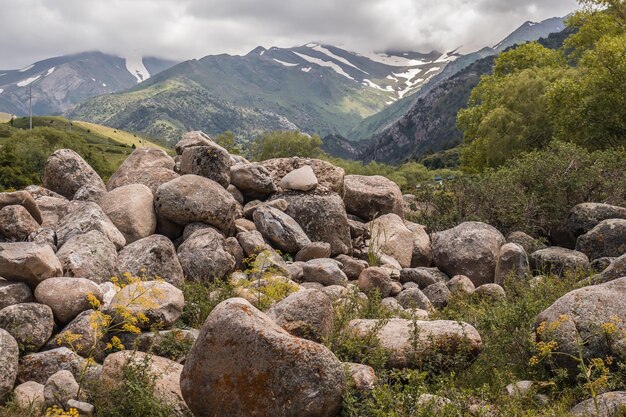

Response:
(529, 247), (590, 276)
(55, 201), (126, 250)
(279, 165), (318, 192)
(0, 329), (19, 402)
(107, 148), (177, 194)
(180, 145), (232, 188)
(55, 230), (118, 283)
(0, 205), (40, 241)
(42, 149), (106, 199)
(178, 228), (236, 283)
(494, 243), (530, 286)
(576, 219), (626, 261)
(358, 267), (393, 298)
(98, 184), (157, 244)
(369, 214), (414, 268)
(117, 235), (185, 288)
(34, 277), (103, 324)
(343, 175), (404, 220)
(0, 279), (33, 310)
(253, 205), (311, 254)
(267, 289), (334, 342)
(0, 303), (54, 352)
(0, 190), (43, 224)
(0, 243), (62, 287)
(230, 163), (277, 200)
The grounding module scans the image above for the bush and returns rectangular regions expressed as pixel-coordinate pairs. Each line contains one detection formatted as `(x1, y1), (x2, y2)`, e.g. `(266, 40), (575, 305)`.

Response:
(249, 130), (322, 161)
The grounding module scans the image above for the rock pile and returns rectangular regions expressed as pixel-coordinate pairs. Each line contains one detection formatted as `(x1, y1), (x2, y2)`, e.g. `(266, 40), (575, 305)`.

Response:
(1, 130), (625, 416)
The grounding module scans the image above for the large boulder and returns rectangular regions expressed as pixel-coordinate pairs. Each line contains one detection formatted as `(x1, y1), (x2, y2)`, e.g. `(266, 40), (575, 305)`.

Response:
(349, 319), (482, 369)
(399, 267), (449, 288)
(0, 205), (40, 241)
(267, 289), (334, 342)
(175, 131), (214, 154)
(279, 165), (318, 192)
(0, 303), (54, 352)
(369, 214), (414, 268)
(278, 191), (352, 256)
(358, 267), (393, 298)
(253, 205), (310, 254)
(180, 144), (232, 189)
(16, 347), (86, 385)
(432, 222), (505, 286)
(570, 391), (626, 417)
(529, 247), (590, 276)
(0, 279), (32, 310)
(42, 149), (105, 199)
(48, 310), (105, 359)
(98, 184), (157, 244)
(0, 329), (18, 402)
(535, 277), (626, 372)
(106, 281), (184, 330)
(506, 231), (546, 255)
(107, 148), (177, 194)
(155, 175), (237, 236)
(343, 175), (404, 220)
(12, 381), (44, 410)
(0, 190), (43, 224)
(180, 298), (345, 417)
(55, 201), (126, 250)
(494, 243), (530, 286)
(0, 243), (62, 287)
(576, 219), (626, 260)
(236, 230), (272, 257)
(117, 235), (184, 288)
(405, 222), (432, 268)
(35, 196), (70, 229)
(302, 258), (348, 286)
(34, 277), (103, 324)
(178, 228), (236, 283)
(565, 203), (626, 243)
(260, 158), (345, 194)
(43, 370), (78, 408)
(396, 288), (433, 310)
(55, 230), (118, 283)
(590, 253), (626, 284)
(230, 163), (277, 200)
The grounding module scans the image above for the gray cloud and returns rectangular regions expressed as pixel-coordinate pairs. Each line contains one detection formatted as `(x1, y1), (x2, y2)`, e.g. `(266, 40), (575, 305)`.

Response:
(0, 0), (577, 69)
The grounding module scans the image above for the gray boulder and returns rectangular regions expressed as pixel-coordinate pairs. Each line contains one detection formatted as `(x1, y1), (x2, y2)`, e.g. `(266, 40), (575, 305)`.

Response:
(335, 254), (369, 280)
(0, 279), (32, 310)
(0, 329), (18, 402)
(494, 243), (530, 286)
(279, 165), (318, 192)
(16, 347), (86, 385)
(576, 219), (626, 260)
(343, 175), (404, 220)
(566, 202), (626, 241)
(267, 289), (333, 342)
(230, 163), (277, 200)
(34, 277), (103, 324)
(446, 275), (476, 295)
(0, 205), (40, 241)
(396, 288), (433, 310)
(422, 282), (452, 308)
(0, 190), (43, 224)
(399, 267), (449, 288)
(405, 222), (432, 268)
(180, 298), (345, 417)
(506, 231), (546, 255)
(432, 222), (505, 286)
(178, 228), (236, 283)
(302, 258), (348, 286)
(98, 184), (156, 244)
(155, 175), (237, 235)
(529, 247), (590, 276)
(0, 243), (62, 287)
(48, 310), (106, 359)
(43, 370), (79, 408)
(368, 214), (414, 268)
(175, 131), (214, 154)
(55, 230), (118, 283)
(117, 235), (185, 288)
(56, 201), (126, 250)
(253, 206), (310, 254)
(34, 196), (69, 229)
(236, 230), (272, 257)
(570, 391), (626, 417)
(295, 242), (331, 262)
(358, 267), (393, 298)
(589, 253), (626, 284)
(12, 381), (44, 410)
(107, 148), (177, 194)
(475, 283), (506, 301)
(0, 303), (54, 351)
(42, 149), (105, 199)
(180, 145), (232, 188)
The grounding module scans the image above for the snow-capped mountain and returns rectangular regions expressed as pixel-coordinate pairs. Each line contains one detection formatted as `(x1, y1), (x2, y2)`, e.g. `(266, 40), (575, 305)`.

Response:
(0, 52), (177, 115)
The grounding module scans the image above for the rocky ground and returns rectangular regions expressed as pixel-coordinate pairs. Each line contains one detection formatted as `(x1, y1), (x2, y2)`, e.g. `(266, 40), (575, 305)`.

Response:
(1, 131), (625, 416)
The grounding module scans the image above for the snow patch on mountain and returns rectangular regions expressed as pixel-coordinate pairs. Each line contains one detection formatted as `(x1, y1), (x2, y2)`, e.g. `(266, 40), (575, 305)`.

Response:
(46, 67), (56, 76)
(356, 52), (427, 67)
(18, 64), (34, 72)
(125, 56), (150, 83)
(301, 67), (312, 73)
(392, 68), (422, 80)
(293, 52), (355, 80)
(17, 75), (41, 87)
(273, 59), (299, 67)
(0, 89), (3, 94)
(311, 45), (368, 74)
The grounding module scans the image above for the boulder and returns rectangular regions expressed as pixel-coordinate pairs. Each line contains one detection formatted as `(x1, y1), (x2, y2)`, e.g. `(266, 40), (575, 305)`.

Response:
(0, 205), (40, 241)
(590, 253), (626, 284)
(180, 145), (232, 188)
(236, 230), (272, 257)
(117, 235), (185, 288)
(34, 196), (69, 229)
(55, 230), (118, 283)
(98, 184), (157, 244)
(230, 163), (277, 200)
(279, 165), (318, 192)
(358, 267), (393, 298)
(345, 363), (377, 391)
(422, 282), (452, 308)
(155, 175), (238, 235)
(335, 254), (369, 280)
(42, 149), (105, 199)
(267, 289), (333, 342)
(399, 267), (449, 288)
(180, 298), (345, 417)
(535, 277), (626, 372)
(178, 228), (236, 283)
(16, 347), (86, 385)
(43, 370), (78, 408)
(0, 279), (32, 310)
(102, 351), (189, 415)
(349, 318), (482, 369)
(405, 222), (432, 268)
(494, 243), (530, 286)
(175, 131), (214, 154)
(576, 219), (626, 260)
(396, 288), (433, 310)
(295, 242), (331, 262)
(260, 157), (344, 194)
(73, 184), (107, 202)
(446, 275), (475, 296)
(55, 201), (126, 250)
(106, 281), (184, 330)
(107, 148), (177, 194)
(253, 205), (310, 254)
(249, 249), (289, 278)
(34, 277), (103, 324)
(0, 243), (62, 287)
(0, 329), (18, 402)
(506, 231), (546, 255)
(570, 391), (626, 417)
(227, 185), (244, 204)
(243, 199), (289, 219)
(48, 310), (105, 359)
(12, 381), (44, 410)
(475, 283), (506, 300)
(24, 185), (65, 200)
(343, 175), (404, 220)
(278, 191), (352, 256)
(566, 202), (626, 241)
(27, 228), (57, 251)
(302, 258), (348, 286)
(120, 328), (199, 363)
(369, 214), (414, 268)
(0, 190), (42, 224)
(432, 222), (505, 286)
(0, 303), (54, 351)
(529, 247), (590, 276)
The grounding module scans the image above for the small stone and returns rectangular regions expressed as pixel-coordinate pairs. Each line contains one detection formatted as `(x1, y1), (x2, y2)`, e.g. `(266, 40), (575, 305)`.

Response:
(279, 165), (318, 191)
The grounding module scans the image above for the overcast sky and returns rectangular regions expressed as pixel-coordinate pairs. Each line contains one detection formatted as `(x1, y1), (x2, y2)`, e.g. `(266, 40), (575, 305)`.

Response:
(0, 0), (578, 69)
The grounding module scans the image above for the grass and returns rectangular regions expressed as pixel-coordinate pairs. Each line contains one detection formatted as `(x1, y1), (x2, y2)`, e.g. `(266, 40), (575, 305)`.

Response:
(72, 121), (171, 153)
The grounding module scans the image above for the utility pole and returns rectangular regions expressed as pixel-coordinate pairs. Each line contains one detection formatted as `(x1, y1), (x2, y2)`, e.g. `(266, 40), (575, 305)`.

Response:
(29, 83), (32, 130)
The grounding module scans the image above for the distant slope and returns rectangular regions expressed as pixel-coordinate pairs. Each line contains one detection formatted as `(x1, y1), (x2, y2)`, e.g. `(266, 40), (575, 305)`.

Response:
(0, 52), (177, 116)
(69, 44), (458, 146)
